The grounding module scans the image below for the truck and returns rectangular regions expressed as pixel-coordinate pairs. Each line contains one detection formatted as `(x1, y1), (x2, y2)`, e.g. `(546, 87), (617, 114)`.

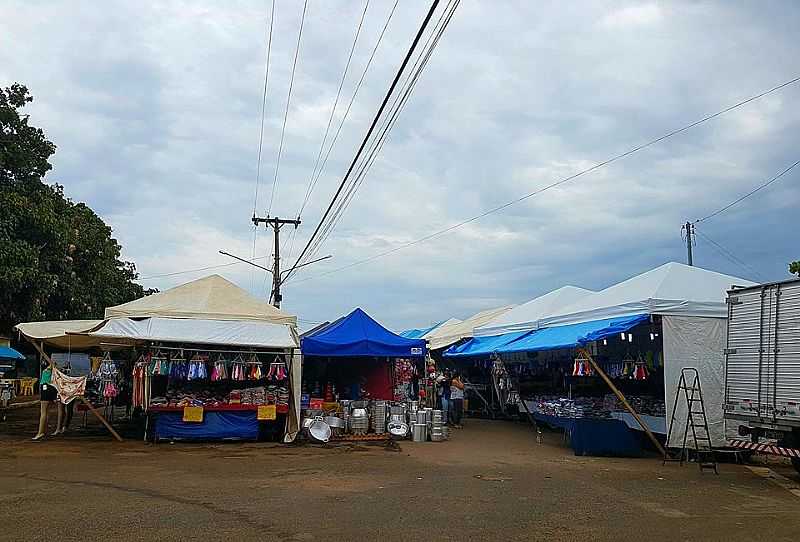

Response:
(724, 278), (800, 473)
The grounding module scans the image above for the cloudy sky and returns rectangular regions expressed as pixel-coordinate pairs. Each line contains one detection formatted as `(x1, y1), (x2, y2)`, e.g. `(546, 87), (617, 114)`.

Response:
(2, 1), (798, 330)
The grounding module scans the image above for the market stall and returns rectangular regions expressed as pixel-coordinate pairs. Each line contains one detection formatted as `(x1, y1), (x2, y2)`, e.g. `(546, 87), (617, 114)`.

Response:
(301, 308), (426, 403)
(445, 262), (755, 456)
(15, 275), (303, 443)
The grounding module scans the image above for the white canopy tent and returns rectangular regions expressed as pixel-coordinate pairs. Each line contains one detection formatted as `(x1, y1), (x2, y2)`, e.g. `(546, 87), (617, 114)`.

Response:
(475, 286), (594, 337)
(426, 306), (513, 350)
(538, 262), (754, 327)
(105, 274), (296, 326)
(15, 320), (103, 349)
(536, 263), (754, 448)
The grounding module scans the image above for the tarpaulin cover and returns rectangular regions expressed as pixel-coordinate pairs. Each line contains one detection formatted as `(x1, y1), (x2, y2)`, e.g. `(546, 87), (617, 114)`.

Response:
(90, 317), (297, 349)
(0, 346), (24, 360)
(301, 308), (426, 358)
(400, 321), (445, 339)
(154, 411), (259, 440)
(662, 315), (727, 447)
(425, 308), (513, 350)
(444, 314), (647, 357)
(443, 330), (530, 357)
(500, 314), (648, 353)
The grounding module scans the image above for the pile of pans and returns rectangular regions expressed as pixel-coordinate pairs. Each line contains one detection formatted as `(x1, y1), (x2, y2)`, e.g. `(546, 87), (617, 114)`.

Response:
(349, 407), (369, 435)
(371, 401), (388, 434)
(430, 409), (448, 442)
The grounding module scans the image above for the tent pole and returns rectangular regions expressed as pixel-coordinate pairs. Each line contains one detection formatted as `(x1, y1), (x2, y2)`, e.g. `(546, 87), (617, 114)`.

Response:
(25, 336), (123, 442)
(577, 347), (666, 458)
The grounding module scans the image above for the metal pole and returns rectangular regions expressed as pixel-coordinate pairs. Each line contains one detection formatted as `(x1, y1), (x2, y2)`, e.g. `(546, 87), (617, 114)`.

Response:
(686, 221), (694, 266)
(273, 220), (282, 308)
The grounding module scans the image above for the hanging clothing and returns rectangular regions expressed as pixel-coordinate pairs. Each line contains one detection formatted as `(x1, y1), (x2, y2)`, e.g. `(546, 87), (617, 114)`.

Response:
(51, 367), (87, 404)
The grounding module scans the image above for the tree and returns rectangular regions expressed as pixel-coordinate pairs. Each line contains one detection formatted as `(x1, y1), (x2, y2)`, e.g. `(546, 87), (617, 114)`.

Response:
(791, 261), (800, 277)
(0, 83), (153, 334)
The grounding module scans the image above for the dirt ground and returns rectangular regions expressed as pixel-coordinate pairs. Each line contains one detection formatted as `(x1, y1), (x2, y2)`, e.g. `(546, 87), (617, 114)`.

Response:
(1, 405), (798, 542)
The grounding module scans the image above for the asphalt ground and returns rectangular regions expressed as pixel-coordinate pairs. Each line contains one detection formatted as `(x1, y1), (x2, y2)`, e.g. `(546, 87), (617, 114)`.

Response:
(1, 405), (798, 541)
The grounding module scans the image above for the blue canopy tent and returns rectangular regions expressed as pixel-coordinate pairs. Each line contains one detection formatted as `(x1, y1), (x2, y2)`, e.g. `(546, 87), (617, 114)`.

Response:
(302, 308), (426, 358)
(399, 321), (444, 339)
(0, 346), (24, 361)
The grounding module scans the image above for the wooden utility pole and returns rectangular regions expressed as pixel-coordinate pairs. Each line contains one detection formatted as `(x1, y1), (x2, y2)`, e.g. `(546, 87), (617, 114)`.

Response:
(252, 215), (301, 308)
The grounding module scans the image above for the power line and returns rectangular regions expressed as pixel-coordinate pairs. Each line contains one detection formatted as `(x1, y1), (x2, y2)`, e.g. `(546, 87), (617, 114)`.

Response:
(267, 0), (309, 216)
(694, 158), (800, 223)
(285, 0), (443, 280)
(297, 0), (399, 219)
(299, 0), (459, 267)
(252, 0), (276, 217)
(139, 255), (270, 281)
(298, 0), (371, 220)
(693, 227), (765, 281)
(285, 73), (800, 285)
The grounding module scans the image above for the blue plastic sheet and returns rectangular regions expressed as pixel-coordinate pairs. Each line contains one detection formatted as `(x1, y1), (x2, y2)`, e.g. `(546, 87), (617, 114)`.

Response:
(500, 314), (648, 353)
(443, 330), (531, 357)
(0, 346), (24, 361)
(444, 314), (648, 357)
(302, 308), (426, 358)
(399, 321), (443, 339)
(154, 411), (259, 441)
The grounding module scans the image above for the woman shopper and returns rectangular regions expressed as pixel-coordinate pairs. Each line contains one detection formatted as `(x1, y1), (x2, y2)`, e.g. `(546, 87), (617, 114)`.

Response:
(437, 370), (451, 425)
(450, 372), (465, 428)
(32, 363), (61, 441)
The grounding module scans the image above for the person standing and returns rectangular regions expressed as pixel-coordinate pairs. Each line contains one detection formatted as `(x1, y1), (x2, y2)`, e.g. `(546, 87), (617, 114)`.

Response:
(450, 372), (465, 428)
(437, 370), (451, 425)
(32, 363), (60, 441)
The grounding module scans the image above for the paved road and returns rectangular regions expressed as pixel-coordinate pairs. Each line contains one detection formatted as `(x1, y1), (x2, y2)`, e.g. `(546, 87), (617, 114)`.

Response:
(1, 407), (798, 541)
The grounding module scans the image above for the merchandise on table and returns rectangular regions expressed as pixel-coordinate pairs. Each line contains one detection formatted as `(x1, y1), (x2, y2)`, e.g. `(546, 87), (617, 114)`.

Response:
(530, 394), (665, 419)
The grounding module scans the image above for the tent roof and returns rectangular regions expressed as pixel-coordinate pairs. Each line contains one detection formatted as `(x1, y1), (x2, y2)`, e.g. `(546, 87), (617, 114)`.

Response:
(0, 346), (25, 361)
(15, 320), (104, 349)
(426, 306), (513, 350)
(539, 262), (755, 326)
(475, 286), (594, 337)
(89, 317), (298, 349)
(105, 274), (296, 325)
(301, 308), (426, 358)
(399, 320), (449, 339)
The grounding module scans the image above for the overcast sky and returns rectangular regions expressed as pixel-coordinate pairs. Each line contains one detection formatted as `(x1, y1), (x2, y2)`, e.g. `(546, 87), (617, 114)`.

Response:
(2, 1), (798, 330)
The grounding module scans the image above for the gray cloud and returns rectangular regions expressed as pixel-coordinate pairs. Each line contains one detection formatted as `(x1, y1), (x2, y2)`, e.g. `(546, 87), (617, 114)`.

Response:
(2, 1), (798, 331)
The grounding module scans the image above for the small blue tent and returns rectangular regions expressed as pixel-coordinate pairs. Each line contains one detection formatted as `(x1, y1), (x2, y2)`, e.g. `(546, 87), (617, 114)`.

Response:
(301, 308), (426, 358)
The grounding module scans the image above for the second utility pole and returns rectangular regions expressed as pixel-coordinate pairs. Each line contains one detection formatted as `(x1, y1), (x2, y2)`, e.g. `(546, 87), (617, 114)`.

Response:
(252, 215), (301, 308)
(684, 221), (694, 266)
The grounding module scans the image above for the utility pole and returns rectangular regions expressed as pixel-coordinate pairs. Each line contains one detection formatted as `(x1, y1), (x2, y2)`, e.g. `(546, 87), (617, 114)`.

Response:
(252, 215), (301, 308)
(683, 221), (694, 266)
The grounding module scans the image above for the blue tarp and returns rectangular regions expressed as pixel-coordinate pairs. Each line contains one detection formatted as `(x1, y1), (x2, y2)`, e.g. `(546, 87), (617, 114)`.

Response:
(302, 308), (426, 358)
(443, 314), (648, 357)
(0, 346), (24, 361)
(154, 411), (259, 441)
(399, 321), (443, 339)
(443, 330), (531, 357)
(499, 314), (648, 353)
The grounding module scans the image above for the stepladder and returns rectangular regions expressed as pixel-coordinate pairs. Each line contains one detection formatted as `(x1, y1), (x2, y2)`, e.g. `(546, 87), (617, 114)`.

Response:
(664, 368), (718, 474)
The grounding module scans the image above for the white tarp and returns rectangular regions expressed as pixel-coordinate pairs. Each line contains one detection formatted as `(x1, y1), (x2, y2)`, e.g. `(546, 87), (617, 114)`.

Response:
(539, 262), (754, 327)
(15, 320), (104, 349)
(426, 306), (514, 350)
(105, 274), (296, 325)
(475, 286), (594, 337)
(89, 317), (298, 349)
(663, 315), (727, 448)
(284, 350), (302, 443)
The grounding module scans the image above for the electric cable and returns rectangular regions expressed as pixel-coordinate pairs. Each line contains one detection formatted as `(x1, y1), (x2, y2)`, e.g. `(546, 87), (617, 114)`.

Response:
(267, 0), (309, 216)
(284, 0), (442, 280)
(694, 158), (800, 223)
(693, 227), (765, 280)
(285, 73), (800, 285)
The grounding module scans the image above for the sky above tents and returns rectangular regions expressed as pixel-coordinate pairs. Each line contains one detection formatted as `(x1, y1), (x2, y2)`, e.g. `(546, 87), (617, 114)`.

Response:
(2, 1), (798, 330)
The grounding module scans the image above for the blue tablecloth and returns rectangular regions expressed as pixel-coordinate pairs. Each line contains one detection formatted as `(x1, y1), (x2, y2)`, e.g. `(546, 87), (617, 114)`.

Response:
(532, 412), (644, 457)
(154, 411), (259, 441)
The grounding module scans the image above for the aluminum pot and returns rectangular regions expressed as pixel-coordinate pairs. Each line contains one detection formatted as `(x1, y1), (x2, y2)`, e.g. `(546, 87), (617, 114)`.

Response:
(309, 416), (331, 443)
(388, 421), (409, 438)
(302, 417), (315, 430)
(412, 423), (427, 442)
(324, 416), (346, 429)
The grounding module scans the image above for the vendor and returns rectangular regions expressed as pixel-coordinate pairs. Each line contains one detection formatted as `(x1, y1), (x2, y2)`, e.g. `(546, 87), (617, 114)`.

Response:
(33, 362), (59, 441)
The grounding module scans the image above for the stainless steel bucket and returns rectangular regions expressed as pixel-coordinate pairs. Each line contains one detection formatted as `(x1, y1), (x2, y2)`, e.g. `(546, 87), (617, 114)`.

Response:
(412, 423), (427, 442)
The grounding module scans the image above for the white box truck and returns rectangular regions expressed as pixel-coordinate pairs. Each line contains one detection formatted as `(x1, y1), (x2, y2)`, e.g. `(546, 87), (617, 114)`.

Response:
(724, 278), (800, 473)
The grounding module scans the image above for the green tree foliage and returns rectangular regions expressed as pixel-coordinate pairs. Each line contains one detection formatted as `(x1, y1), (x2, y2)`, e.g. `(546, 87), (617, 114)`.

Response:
(0, 83), (153, 333)
(790, 261), (800, 277)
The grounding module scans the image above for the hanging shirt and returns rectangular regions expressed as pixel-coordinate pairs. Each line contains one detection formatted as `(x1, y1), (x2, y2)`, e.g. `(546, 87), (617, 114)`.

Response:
(40, 367), (52, 385)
